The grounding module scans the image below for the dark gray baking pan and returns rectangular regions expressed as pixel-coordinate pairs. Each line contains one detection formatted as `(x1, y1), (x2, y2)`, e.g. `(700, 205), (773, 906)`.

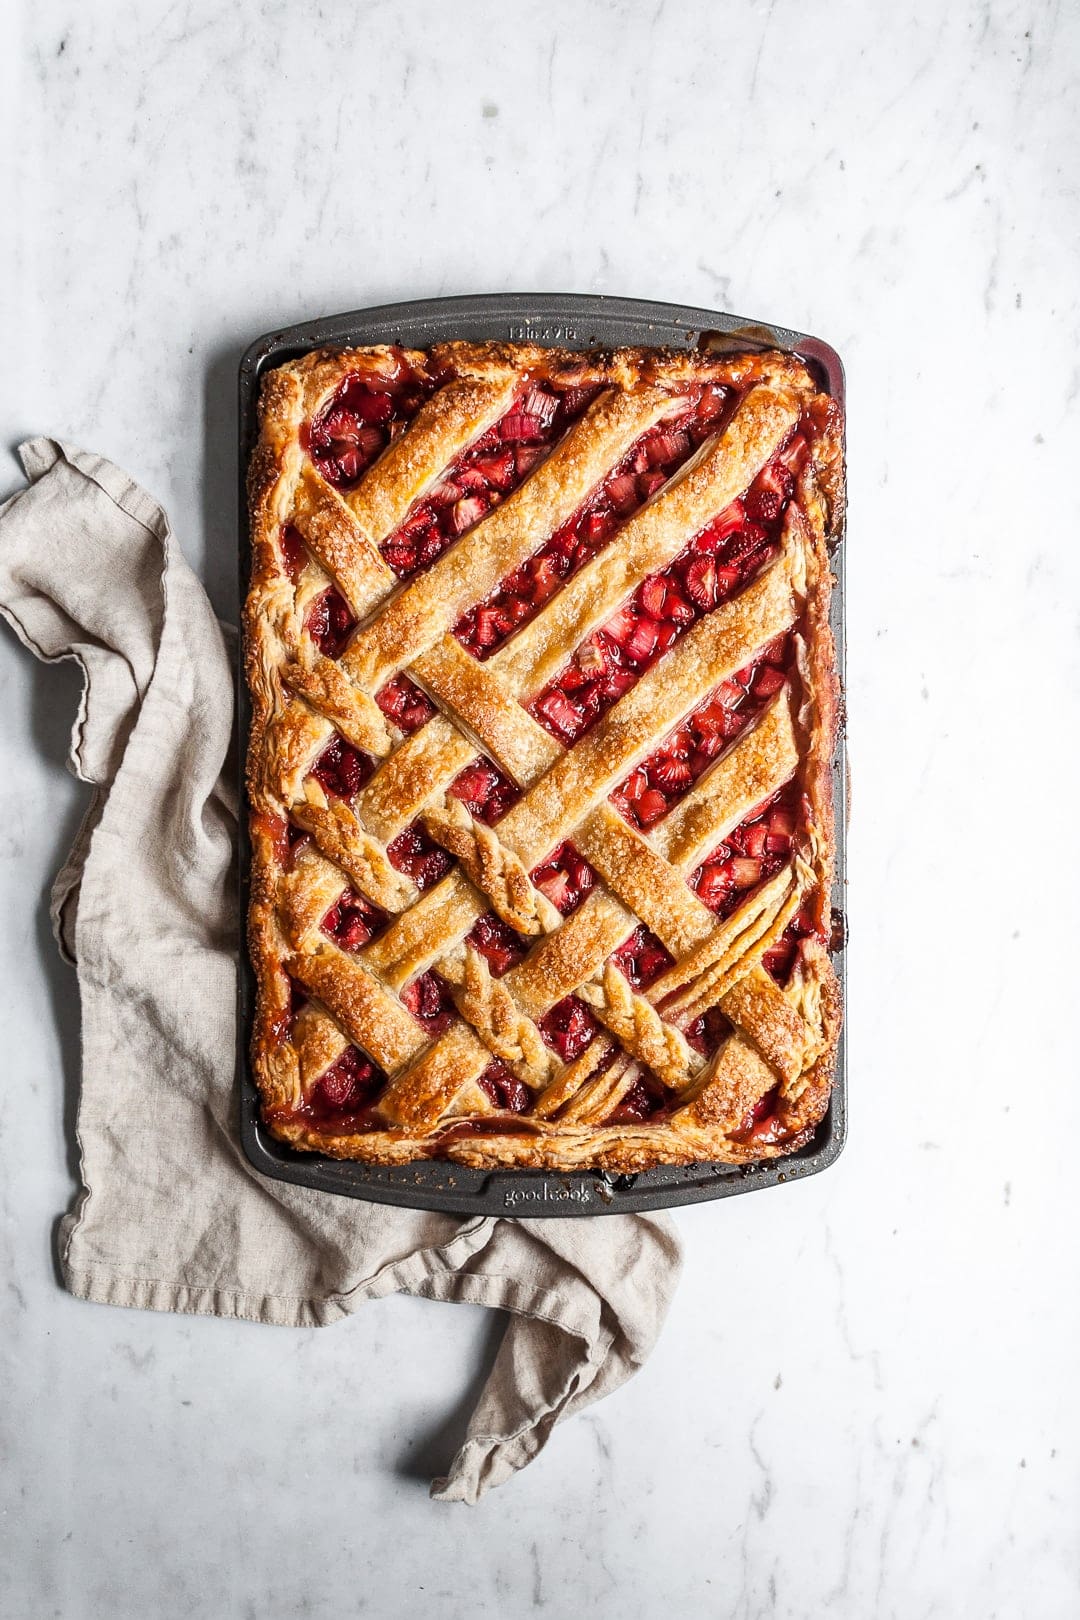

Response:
(236, 293), (846, 1217)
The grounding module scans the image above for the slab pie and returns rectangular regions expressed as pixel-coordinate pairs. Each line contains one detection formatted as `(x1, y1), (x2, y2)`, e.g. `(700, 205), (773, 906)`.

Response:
(244, 339), (844, 1171)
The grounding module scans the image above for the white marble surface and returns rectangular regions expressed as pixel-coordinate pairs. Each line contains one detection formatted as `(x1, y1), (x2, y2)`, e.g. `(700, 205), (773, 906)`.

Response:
(2, 0), (1078, 1614)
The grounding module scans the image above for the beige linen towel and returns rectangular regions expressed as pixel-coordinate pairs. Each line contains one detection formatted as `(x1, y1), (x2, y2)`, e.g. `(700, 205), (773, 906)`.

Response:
(0, 439), (681, 1503)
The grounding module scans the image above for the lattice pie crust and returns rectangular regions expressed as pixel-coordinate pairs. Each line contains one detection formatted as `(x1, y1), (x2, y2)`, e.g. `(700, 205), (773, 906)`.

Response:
(244, 340), (843, 1171)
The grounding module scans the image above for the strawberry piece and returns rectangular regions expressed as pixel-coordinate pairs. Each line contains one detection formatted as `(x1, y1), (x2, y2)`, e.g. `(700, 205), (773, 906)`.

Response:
(716, 680), (744, 711)
(603, 605), (638, 649)
(577, 634), (616, 679)
(564, 846), (595, 896)
(605, 1078), (662, 1126)
(683, 1005), (730, 1056)
(753, 667), (786, 700)
(381, 538), (419, 576)
(684, 556), (718, 610)
(654, 621), (681, 655)
(530, 841), (595, 915)
(599, 665), (636, 703)
(694, 858), (733, 910)
(639, 576), (668, 619)
(306, 587), (358, 658)
(714, 565), (742, 599)
(662, 584), (695, 625)
(650, 754), (692, 795)
(694, 501), (745, 550)
(454, 467), (490, 498)
(636, 788), (668, 826)
(586, 509), (617, 544)
(619, 766), (647, 804)
(557, 657), (594, 694)
(745, 487), (783, 525)
(523, 554), (559, 602)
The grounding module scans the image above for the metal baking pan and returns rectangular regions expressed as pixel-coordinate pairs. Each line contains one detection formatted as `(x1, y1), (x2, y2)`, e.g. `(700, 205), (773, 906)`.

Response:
(236, 293), (846, 1216)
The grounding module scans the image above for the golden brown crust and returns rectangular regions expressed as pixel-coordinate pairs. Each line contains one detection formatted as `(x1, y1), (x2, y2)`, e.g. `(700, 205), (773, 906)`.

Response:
(244, 338), (844, 1172)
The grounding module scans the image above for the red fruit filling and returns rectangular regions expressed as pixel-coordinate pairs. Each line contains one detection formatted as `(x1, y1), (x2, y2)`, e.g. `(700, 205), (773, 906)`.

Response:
(448, 756), (520, 825)
(252, 809), (291, 867)
(377, 381), (598, 582)
(610, 635), (791, 829)
(683, 1006), (733, 1058)
(477, 1058), (530, 1114)
(287, 823), (312, 862)
(306, 356), (430, 489)
(376, 674), (436, 735)
(732, 1084), (783, 1144)
(743, 458), (795, 527)
(280, 524), (308, 580)
(466, 911), (528, 977)
(689, 783), (801, 919)
(305, 1046), (384, 1122)
(529, 841), (596, 917)
(608, 924), (674, 990)
(321, 888), (387, 953)
(306, 587), (357, 659)
(453, 394), (711, 660)
(539, 996), (600, 1063)
(252, 815), (313, 874)
(761, 904), (823, 986)
(400, 969), (455, 1038)
(386, 823), (453, 890)
(530, 496), (784, 746)
(604, 1072), (668, 1126)
(310, 735), (376, 799)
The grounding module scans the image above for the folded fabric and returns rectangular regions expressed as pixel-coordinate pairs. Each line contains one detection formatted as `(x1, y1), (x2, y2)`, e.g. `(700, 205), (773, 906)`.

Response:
(0, 439), (682, 1502)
